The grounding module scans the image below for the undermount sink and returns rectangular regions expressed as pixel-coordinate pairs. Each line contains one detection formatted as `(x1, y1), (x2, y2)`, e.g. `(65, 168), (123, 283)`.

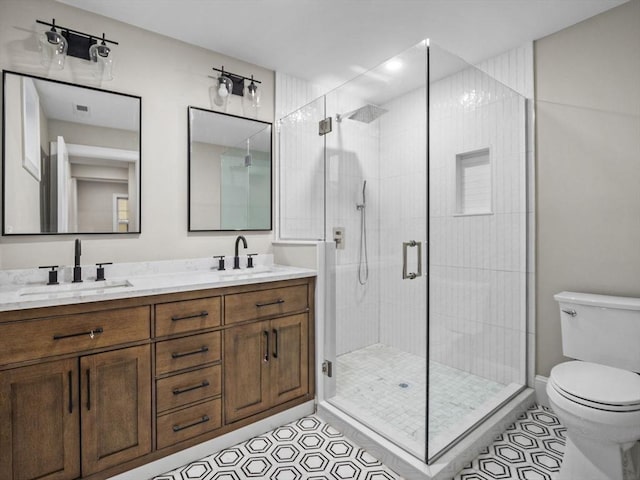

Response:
(216, 265), (273, 277)
(20, 279), (133, 297)
(172, 266), (276, 285)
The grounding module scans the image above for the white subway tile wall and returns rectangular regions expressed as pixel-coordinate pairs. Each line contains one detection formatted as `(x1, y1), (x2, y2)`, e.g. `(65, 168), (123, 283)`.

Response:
(276, 42), (532, 383)
(425, 45), (532, 385)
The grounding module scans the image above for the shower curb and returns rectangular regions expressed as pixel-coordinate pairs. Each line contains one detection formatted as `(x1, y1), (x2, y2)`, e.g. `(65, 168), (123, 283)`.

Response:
(317, 388), (535, 480)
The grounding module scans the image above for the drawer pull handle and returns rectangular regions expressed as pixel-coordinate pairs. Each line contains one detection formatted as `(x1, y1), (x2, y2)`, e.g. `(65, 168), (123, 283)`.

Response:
(173, 380), (210, 395)
(171, 311), (208, 322)
(86, 369), (91, 411)
(172, 415), (210, 432)
(256, 299), (285, 308)
(273, 328), (279, 359)
(53, 327), (103, 340)
(171, 346), (209, 359)
(68, 370), (73, 414)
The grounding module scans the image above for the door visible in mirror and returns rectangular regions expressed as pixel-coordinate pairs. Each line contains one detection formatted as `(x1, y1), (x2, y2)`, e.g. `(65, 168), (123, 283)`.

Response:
(188, 107), (272, 231)
(2, 71), (141, 235)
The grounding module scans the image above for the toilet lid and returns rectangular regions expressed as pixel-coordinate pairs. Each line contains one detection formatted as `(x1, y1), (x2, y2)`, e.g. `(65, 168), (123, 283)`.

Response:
(551, 361), (640, 410)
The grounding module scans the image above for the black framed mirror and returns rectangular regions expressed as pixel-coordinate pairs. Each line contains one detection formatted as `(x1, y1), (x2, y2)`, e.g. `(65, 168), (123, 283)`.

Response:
(188, 107), (272, 231)
(2, 70), (141, 235)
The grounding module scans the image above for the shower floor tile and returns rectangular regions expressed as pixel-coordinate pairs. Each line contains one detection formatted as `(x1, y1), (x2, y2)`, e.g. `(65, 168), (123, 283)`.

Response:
(331, 344), (506, 456)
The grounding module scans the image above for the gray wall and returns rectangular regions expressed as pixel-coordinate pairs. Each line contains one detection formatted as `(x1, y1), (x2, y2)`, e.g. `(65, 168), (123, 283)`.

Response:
(535, 0), (640, 376)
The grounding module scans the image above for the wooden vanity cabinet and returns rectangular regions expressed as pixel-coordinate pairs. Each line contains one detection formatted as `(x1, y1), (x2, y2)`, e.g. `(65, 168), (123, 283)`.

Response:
(80, 345), (152, 476)
(224, 282), (310, 424)
(225, 313), (309, 423)
(0, 358), (80, 480)
(0, 306), (151, 480)
(0, 276), (315, 480)
(154, 295), (225, 450)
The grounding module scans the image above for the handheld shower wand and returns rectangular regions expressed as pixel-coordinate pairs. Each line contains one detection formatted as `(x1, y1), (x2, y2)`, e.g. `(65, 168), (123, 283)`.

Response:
(357, 181), (369, 285)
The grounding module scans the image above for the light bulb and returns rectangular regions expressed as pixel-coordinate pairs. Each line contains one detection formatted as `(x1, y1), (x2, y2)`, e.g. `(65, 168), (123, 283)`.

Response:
(218, 83), (229, 97)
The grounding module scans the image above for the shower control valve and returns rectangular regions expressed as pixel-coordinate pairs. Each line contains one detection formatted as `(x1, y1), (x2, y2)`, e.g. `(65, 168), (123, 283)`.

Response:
(333, 227), (345, 250)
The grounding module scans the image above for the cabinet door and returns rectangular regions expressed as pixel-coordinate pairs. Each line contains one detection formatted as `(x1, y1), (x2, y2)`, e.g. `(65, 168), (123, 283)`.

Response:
(0, 359), (80, 480)
(270, 314), (309, 406)
(224, 321), (270, 423)
(80, 344), (151, 476)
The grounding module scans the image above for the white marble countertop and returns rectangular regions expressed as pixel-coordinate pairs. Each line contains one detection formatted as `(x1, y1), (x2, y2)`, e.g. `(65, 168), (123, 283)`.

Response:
(0, 255), (316, 313)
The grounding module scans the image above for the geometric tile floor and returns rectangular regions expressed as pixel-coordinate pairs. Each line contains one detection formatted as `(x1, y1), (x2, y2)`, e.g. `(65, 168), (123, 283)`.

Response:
(153, 404), (566, 480)
(454, 404), (566, 480)
(152, 416), (401, 480)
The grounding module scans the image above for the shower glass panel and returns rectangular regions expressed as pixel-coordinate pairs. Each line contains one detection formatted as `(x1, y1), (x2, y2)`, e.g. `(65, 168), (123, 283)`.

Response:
(278, 97), (326, 240)
(427, 44), (528, 460)
(277, 39), (529, 466)
(323, 41), (429, 460)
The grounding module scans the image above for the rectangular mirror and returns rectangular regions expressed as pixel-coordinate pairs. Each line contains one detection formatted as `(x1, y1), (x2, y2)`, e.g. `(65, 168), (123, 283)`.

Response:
(2, 70), (141, 235)
(188, 107), (272, 231)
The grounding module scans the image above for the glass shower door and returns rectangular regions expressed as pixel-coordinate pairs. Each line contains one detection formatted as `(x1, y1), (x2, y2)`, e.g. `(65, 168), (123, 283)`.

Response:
(321, 41), (429, 460)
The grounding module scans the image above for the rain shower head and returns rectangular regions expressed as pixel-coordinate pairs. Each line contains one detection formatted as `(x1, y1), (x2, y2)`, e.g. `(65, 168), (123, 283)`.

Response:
(336, 104), (388, 124)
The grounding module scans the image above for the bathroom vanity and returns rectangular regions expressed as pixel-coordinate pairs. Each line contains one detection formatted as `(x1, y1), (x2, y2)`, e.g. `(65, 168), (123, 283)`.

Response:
(0, 261), (315, 480)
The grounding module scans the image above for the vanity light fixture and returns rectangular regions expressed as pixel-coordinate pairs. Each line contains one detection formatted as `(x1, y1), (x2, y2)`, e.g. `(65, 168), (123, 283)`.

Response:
(243, 74), (261, 114)
(210, 66), (262, 113)
(37, 19), (118, 80)
(212, 66), (234, 109)
(89, 34), (114, 81)
(37, 19), (67, 70)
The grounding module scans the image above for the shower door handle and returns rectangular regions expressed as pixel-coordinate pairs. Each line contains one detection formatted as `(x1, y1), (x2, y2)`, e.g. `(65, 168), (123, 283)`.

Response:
(402, 240), (422, 280)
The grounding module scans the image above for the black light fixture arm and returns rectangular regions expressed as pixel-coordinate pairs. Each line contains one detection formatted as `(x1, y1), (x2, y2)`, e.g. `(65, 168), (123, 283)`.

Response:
(212, 66), (261, 85)
(37, 19), (119, 45)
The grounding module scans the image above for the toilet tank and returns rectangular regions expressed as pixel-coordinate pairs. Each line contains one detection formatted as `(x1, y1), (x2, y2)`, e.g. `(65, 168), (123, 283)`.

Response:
(555, 291), (640, 373)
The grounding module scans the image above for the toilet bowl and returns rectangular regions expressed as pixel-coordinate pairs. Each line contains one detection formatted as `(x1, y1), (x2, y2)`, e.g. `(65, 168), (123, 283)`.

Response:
(549, 292), (640, 480)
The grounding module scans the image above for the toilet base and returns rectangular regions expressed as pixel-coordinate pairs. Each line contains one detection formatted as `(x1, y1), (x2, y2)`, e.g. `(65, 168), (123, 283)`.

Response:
(558, 435), (640, 480)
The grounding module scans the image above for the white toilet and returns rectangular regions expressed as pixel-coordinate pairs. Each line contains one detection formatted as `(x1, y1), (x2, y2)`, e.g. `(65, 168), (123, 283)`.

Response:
(547, 291), (640, 480)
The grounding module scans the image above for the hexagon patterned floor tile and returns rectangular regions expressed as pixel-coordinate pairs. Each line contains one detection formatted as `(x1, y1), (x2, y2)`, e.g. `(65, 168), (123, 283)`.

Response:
(154, 405), (566, 480)
(454, 405), (566, 480)
(153, 415), (401, 480)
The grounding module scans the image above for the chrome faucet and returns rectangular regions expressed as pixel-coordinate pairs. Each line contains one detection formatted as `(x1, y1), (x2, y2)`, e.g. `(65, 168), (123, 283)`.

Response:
(234, 235), (247, 269)
(72, 238), (82, 283)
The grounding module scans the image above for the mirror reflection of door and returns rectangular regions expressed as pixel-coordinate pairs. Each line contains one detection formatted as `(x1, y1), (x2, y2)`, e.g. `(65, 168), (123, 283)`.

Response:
(49, 137), (136, 233)
(2, 71), (141, 235)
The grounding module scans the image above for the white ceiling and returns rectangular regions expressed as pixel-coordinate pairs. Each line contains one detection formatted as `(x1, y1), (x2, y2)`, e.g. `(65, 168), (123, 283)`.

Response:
(32, 76), (140, 131)
(58, 0), (627, 90)
(190, 108), (272, 150)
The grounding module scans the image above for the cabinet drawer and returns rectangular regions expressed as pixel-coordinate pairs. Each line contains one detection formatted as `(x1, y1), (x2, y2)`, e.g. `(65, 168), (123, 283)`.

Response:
(157, 365), (221, 413)
(156, 398), (221, 449)
(155, 297), (221, 337)
(0, 306), (150, 365)
(156, 332), (221, 375)
(225, 285), (308, 325)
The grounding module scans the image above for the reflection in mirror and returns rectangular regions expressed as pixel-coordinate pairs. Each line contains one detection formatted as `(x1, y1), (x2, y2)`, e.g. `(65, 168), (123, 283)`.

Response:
(2, 71), (141, 235)
(189, 107), (272, 231)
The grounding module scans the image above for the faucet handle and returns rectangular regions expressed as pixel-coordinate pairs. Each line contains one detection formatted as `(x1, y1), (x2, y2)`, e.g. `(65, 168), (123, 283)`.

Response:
(39, 265), (59, 285)
(95, 262), (112, 281)
(247, 254), (258, 269)
(214, 255), (226, 271)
